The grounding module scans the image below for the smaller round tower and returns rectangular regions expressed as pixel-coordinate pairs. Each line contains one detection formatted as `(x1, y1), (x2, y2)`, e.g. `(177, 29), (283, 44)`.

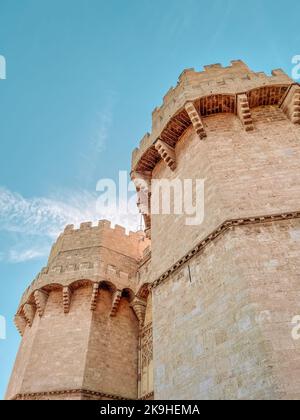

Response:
(6, 221), (150, 400)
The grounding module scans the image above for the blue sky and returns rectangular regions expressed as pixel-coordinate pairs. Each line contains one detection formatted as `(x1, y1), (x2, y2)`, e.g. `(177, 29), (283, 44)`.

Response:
(0, 0), (299, 399)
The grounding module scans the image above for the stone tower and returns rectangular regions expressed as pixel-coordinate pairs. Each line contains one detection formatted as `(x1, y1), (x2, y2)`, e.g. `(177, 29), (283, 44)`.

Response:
(131, 61), (300, 400)
(7, 60), (300, 400)
(6, 221), (150, 400)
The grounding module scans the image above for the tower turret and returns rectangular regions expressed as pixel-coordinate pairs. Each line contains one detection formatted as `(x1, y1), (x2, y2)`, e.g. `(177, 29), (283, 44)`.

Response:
(132, 60), (300, 400)
(6, 221), (149, 400)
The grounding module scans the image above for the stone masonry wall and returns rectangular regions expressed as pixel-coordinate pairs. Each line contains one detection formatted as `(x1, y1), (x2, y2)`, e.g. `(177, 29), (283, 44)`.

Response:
(7, 284), (140, 400)
(152, 219), (300, 400)
(151, 107), (300, 281)
(6, 222), (148, 400)
(6, 286), (93, 399)
(83, 289), (139, 399)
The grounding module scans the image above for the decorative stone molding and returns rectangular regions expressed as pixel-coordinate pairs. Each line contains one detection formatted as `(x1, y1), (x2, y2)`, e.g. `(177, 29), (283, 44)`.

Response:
(14, 314), (27, 336)
(110, 290), (122, 317)
(137, 282), (151, 300)
(139, 391), (154, 401)
(90, 283), (99, 311)
(237, 93), (254, 131)
(63, 286), (72, 314)
(280, 84), (300, 124)
(19, 262), (134, 310)
(185, 101), (207, 139)
(23, 304), (36, 327)
(151, 210), (300, 290)
(145, 231), (151, 241)
(141, 323), (153, 369)
(131, 298), (147, 326)
(15, 281), (140, 336)
(154, 139), (176, 171)
(11, 389), (131, 401)
(34, 290), (49, 317)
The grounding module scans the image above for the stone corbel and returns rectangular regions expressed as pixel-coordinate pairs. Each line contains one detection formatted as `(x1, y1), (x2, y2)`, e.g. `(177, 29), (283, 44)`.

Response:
(154, 139), (176, 171)
(14, 314), (27, 336)
(90, 283), (99, 311)
(23, 304), (36, 327)
(130, 298), (147, 327)
(237, 94), (254, 131)
(280, 85), (300, 124)
(34, 290), (49, 317)
(110, 290), (122, 317)
(185, 102), (207, 139)
(144, 225), (151, 240)
(63, 286), (72, 314)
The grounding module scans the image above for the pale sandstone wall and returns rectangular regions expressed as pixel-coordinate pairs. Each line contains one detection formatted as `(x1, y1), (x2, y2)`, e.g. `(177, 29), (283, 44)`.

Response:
(152, 219), (300, 400)
(83, 289), (139, 399)
(7, 285), (140, 400)
(6, 311), (40, 399)
(6, 222), (147, 400)
(6, 287), (93, 399)
(151, 107), (300, 281)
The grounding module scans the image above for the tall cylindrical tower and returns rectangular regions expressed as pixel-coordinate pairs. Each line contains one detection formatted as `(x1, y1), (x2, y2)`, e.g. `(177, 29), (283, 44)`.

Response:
(6, 221), (150, 400)
(131, 61), (300, 400)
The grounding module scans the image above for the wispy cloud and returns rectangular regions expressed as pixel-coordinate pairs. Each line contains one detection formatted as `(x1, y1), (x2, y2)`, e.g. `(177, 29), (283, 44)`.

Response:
(79, 92), (117, 184)
(8, 248), (48, 264)
(92, 107), (113, 154)
(0, 186), (139, 263)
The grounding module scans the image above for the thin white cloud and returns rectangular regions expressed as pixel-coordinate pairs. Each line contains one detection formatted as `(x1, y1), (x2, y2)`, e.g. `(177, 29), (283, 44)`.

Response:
(8, 248), (48, 264)
(79, 92), (117, 184)
(0, 186), (140, 263)
(92, 109), (113, 153)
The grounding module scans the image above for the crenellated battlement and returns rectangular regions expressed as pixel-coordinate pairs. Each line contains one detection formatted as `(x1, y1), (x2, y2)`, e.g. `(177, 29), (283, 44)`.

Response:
(18, 261), (136, 310)
(152, 60), (288, 124)
(132, 60), (295, 173)
(49, 219), (147, 264)
(62, 220), (141, 236)
(14, 219), (151, 340)
(14, 276), (146, 336)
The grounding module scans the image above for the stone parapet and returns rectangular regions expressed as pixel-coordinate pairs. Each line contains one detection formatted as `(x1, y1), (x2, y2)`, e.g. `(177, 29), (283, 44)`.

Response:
(132, 61), (295, 173)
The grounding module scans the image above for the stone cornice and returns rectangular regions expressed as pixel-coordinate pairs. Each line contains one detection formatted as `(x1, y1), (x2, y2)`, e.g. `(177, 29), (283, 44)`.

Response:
(18, 262), (136, 312)
(11, 389), (132, 401)
(139, 391), (154, 400)
(151, 210), (300, 290)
